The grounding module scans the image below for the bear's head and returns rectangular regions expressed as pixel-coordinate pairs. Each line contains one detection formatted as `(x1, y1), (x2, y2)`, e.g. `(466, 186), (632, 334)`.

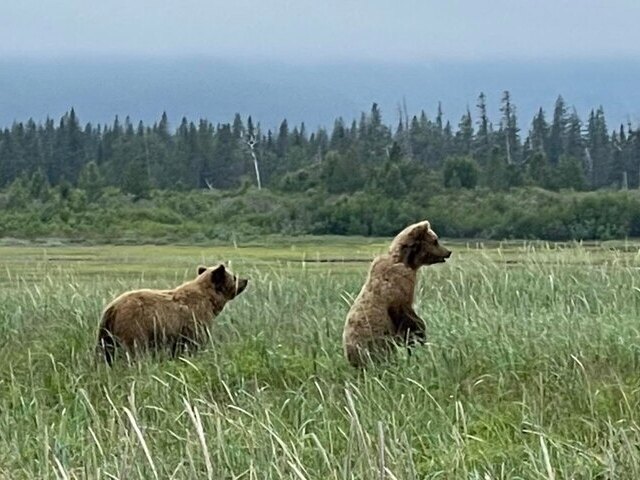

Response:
(389, 220), (451, 269)
(197, 264), (248, 300)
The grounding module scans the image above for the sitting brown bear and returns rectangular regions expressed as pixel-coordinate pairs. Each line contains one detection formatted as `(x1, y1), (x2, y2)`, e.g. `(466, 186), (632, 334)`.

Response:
(342, 220), (451, 367)
(97, 264), (248, 365)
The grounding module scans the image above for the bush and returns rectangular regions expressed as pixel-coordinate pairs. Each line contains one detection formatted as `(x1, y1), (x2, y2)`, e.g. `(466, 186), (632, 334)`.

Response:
(1, 185), (640, 242)
(443, 156), (479, 189)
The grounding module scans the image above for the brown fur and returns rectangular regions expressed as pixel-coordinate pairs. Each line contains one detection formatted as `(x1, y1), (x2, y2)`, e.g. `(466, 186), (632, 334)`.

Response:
(97, 264), (248, 365)
(342, 220), (451, 367)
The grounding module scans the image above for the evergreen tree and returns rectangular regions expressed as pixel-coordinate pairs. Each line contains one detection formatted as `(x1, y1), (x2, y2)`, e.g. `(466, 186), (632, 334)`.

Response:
(526, 151), (552, 188)
(122, 156), (151, 199)
(455, 109), (473, 156)
(29, 168), (50, 200)
(276, 119), (289, 157)
(65, 108), (85, 183)
(330, 118), (348, 152)
(320, 151), (364, 193)
(372, 159), (407, 197)
(361, 103), (391, 163)
(232, 113), (244, 139)
(475, 92), (491, 165)
(0, 128), (22, 186)
(443, 156), (479, 189)
(564, 109), (584, 162)
(370, 103), (383, 134)
(485, 147), (510, 190)
(556, 155), (586, 190)
(23, 119), (42, 174)
(499, 91), (520, 164)
(436, 102), (444, 131)
(157, 112), (170, 142)
(41, 118), (56, 183)
(529, 108), (549, 154)
(548, 96), (567, 164)
(628, 127), (640, 189)
(587, 107), (612, 188)
(247, 116), (255, 138)
(610, 126), (628, 188)
(78, 161), (104, 201)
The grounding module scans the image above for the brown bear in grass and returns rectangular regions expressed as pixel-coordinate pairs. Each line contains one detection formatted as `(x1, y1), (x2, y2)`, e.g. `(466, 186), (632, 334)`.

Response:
(97, 264), (248, 365)
(342, 220), (451, 367)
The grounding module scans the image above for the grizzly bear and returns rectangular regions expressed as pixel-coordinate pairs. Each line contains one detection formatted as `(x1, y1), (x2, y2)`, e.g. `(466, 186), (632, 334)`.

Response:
(342, 220), (451, 367)
(97, 264), (248, 365)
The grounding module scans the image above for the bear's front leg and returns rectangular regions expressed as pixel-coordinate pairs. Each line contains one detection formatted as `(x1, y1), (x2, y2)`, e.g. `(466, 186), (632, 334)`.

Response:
(388, 305), (426, 352)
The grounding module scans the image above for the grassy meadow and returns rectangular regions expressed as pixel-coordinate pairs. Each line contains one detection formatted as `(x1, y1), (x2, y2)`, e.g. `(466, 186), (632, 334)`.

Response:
(1, 239), (640, 478)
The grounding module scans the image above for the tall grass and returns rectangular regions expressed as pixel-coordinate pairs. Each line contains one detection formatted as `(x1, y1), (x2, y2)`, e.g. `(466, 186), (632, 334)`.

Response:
(0, 242), (639, 478)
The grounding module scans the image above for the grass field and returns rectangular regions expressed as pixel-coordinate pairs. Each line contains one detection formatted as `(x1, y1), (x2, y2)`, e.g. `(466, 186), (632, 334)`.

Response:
(1, 239), (640, 479)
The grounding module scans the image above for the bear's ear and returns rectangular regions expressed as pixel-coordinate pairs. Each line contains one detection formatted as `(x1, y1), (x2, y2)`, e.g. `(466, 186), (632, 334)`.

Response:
(414, 222), (430, 240)
(420, 220), (431, 230)
(197, 265), (208, 276)
(210, 264), (226, 285)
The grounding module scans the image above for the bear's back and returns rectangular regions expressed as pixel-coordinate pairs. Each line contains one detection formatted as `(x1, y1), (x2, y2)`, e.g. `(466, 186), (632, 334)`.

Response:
(361, 255), (416, 305)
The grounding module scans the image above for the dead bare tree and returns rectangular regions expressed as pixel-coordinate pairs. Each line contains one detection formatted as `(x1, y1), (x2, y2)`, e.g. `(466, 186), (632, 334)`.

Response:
(246, 134), (262, 190)
(584, 147), (593, 185)
(399, 97), (413, 160)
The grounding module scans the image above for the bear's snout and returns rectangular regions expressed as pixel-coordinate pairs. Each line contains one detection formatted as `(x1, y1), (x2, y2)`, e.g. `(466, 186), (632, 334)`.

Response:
(235, 278), (248, 295)
(429, 246), (451, 264)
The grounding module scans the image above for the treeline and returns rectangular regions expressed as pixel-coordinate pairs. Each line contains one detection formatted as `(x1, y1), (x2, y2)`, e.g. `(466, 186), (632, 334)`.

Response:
(1, 93), (638, 196)
(2, 93), (640, 242)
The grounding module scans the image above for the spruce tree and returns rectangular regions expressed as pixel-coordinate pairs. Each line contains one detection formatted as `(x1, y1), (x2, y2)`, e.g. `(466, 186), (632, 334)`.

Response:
(475, 92), (491, 165)
(529, 108), (549, 154)
(276, 119), (289, 158)
(526, 151), (552, 188)
(455, 109), (473, 156)
(548, 96), (567, 165)
(564, 109), (584, 162)
(587, 107), (612, 188)
(556, 155), (586, 190)
(499, 91), (520, 164)
(78, 161), (104, 201)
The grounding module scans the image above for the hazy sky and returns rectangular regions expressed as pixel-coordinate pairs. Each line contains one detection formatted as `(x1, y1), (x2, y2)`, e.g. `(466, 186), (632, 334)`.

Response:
(2, 0), (639, 62)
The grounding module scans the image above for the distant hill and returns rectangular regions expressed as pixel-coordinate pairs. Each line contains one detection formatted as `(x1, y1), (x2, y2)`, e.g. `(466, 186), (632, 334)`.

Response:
(1, 57), (639, 131)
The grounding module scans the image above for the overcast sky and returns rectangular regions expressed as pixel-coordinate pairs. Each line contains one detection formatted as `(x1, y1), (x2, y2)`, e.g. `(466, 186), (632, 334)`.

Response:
(1, 0), (639, 62)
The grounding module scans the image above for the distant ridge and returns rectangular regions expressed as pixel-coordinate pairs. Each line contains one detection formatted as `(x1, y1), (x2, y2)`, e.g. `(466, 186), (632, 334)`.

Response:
(1, 57), (639, 130)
